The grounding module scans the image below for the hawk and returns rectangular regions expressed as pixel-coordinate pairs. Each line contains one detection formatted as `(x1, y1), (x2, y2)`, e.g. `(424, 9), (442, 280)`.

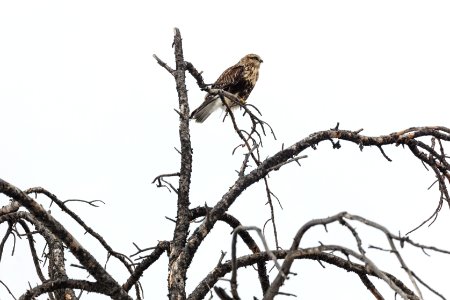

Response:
(190, 54), (263, 123)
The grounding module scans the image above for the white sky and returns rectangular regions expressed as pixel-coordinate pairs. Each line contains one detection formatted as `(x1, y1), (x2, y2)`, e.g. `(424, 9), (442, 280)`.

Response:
(1, 1), (450, 299)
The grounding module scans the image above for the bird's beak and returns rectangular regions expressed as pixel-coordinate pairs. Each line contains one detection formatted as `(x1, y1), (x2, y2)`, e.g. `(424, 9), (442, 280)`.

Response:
(259, 58), (264, 63)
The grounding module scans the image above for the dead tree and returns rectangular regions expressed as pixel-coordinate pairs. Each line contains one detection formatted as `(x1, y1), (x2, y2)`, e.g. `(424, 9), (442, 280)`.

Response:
(1, 28), (450, 300)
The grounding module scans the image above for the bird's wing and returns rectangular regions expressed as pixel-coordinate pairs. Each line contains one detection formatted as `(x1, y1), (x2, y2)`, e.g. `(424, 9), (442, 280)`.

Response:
(189, 94), (221, 123)
(212, 64), (244, 90)
(190, 64), (244, 122)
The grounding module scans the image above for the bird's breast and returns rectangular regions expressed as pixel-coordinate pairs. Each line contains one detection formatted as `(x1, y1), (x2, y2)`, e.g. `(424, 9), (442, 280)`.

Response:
(244, 65), (259, 85)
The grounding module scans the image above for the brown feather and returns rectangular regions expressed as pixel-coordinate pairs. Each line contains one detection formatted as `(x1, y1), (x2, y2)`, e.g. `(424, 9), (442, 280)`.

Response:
(191, 54), (262, 123)
(212, 65), (244, 90)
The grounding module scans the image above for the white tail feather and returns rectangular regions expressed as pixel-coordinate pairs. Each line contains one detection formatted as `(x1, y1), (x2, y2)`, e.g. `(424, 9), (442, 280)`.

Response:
(191, 96), (222, 123)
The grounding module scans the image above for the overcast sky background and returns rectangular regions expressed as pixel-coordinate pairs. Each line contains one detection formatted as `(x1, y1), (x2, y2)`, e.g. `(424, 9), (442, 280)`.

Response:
(1, 1), (450, 299)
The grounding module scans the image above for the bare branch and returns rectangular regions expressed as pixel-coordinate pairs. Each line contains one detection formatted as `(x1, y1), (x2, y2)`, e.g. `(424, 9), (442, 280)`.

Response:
(63, 199), (105, 207)
(411, 271), (447, 300)
(153, 27), (194, 300)
(262, 177), (280, 250)
(231, 225), (284, 298)
(263, 212), (348, 299)
(189, 248), (420, 300)
(392, 235), (450, 255)
(0, 280), (17, 300)
(214, 286), (233, 300)
(17, 220), (47, 282)
(267, 155), (307, 172)
(153, 54), (175, 75)
(185, 61), (208, 89)
(264, 212), (435, 300)
(343, 213), (425, 299)
(0, 179), (132, 300)
(358, 274), (384, 300)
(189, 207), (270, 295)
(122, 241), (170, 292)
(131, 242), (159, 258)
(0, 222), (13, 263)
(152, 172), (180, 193)
(23, 187), (137, 292)
(0, 200), (20, 216)
(4, 29), (450, 300)
(19, 279), (103, 300)
(377, 145), (392, 162)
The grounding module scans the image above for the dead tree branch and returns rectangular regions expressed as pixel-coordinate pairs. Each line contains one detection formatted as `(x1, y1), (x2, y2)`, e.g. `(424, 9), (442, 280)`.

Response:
(122, 240), (170, 292)
(188, 247), (419, 300)
(18, 279), (104, 300)
(17, 220), (47, 283)
(264, 211), (450, 300)
(0, 200), (20, 215)
(0, 179), (132, 300)
(1, 28), (449, 300)
(23, 187), (140, 298)
(153, 28), (194, 300)
(176, 126), (450, 297)
(190, 207), (270, 295)
(230, 226), (284, 299)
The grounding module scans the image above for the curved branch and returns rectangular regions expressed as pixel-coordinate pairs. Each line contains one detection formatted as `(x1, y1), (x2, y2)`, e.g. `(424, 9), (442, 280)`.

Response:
(188, 248), (418, 300)
(182, 126), (450, 276)
(0, 221), (13, 263)
(190, 207), (270, 295)
(0, 179), (132, 300)
(0, 200), (20, 216)
(230, 226), (282, 299)
(17, 220), (47, 283)
(19, 279), (105, 300)
(265, 212), (348, 299)
(0, 280), (16, 300)
(122, 240), (170, 292)
(266, 211), (449, 300)
(23, 187), (137, 288)
(1, 213), (48, 283)
(3, 213), (75, 299)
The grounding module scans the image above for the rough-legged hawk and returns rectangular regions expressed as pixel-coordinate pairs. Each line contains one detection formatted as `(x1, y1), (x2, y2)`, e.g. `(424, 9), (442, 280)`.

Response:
(190, 54), (263, 123)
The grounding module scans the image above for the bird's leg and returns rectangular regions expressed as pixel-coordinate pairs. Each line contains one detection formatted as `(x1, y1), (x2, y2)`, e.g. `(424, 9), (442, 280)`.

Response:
(200, 83), (214, 92)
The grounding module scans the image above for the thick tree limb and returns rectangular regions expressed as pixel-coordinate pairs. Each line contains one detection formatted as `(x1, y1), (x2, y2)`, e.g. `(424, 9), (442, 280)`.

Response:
(189, 207), (270, 295)
(0, 179), (132, 300)
(122, 240), (170, 292)
(181, 126), (450, 278)
(188, 248), (418, 300)
(230, 226), (283, 299)
(23, 187), (136, 281)
(18, 279), (104, 300)
(153, 27), (193, 300)
(0, 200), (20, 215)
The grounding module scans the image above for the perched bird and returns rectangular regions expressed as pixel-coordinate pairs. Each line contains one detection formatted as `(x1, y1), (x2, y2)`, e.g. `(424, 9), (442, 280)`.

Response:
(190, 54), (263, 123)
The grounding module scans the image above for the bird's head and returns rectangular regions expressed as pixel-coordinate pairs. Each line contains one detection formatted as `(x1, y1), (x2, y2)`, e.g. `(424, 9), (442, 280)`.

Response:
(240, 54), (263, 66)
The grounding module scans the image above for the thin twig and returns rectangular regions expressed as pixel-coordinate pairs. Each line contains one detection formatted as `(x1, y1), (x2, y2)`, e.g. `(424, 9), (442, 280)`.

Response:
(0, 280), (17, 300)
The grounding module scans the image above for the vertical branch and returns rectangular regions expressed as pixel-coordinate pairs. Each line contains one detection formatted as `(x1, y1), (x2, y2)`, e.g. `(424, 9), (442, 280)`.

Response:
(168, 27), (193, 300)
(17, 220), (47, 283)
(48, 235), (77, 300)
(0, 222), (13, 263)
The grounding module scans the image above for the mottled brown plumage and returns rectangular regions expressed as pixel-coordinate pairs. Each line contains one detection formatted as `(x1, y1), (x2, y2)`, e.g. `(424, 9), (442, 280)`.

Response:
(190, 54), (263, 123)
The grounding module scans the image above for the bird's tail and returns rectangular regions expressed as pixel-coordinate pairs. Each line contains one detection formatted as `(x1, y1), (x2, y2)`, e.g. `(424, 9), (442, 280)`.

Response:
(190, 96), (222, 123)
